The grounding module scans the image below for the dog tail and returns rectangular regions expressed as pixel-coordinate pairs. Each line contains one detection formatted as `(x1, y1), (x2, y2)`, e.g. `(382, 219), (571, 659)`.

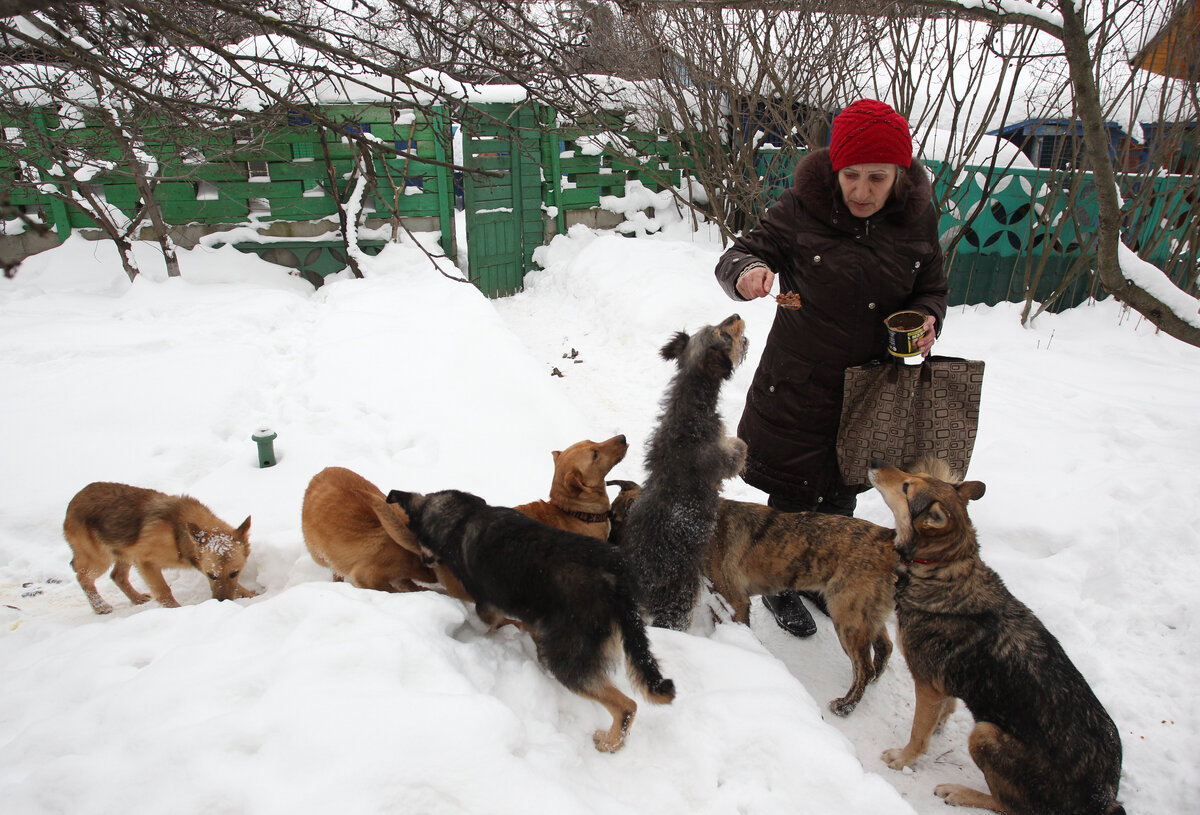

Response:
(616, 596), (676, 704)
(912, 455), (958, 483)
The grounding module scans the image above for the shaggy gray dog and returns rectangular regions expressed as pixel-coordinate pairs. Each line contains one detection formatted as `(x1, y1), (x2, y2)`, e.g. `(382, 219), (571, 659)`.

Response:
(617, 314), (749, 631)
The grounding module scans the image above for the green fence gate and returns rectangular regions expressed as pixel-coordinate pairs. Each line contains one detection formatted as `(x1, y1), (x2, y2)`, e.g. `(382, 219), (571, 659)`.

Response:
(460, 103), (546, 297)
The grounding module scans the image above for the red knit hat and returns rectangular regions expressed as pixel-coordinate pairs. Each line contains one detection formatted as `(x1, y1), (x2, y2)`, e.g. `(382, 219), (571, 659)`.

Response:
(829, 99), (913, 171)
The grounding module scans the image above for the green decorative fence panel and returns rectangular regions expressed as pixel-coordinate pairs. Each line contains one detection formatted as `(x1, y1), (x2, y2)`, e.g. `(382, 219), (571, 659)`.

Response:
(0, 104), (455, 282)
(3, 101), (1196, 306)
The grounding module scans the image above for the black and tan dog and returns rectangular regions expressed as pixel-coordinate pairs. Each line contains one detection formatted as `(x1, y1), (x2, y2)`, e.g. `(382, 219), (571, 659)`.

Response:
(615, 314), (748, 631)
(386, 487), (676, 753)
(609, 480), (894, 715)
(870, 459), (1124, 815)
(65, 481), (257, 614)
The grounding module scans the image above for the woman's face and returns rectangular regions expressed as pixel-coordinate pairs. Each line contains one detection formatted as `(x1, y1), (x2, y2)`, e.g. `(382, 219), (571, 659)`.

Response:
(837, 163), (898, 219)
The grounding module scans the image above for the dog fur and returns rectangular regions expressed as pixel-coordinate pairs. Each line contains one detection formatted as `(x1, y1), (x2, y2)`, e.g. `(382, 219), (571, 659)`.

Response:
(386, 487), (675, 752)
(302, 466), (444, 593)
(870, 459), (1124, 815)
(512, 434), (628, 540)
(615, 314), (749, 631)
(64, 481), (256, 614)
(609, 479), (894, 715)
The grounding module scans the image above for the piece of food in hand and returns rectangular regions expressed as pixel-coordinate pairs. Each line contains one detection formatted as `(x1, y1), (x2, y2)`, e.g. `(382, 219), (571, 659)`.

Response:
(775, 291), (803, 309)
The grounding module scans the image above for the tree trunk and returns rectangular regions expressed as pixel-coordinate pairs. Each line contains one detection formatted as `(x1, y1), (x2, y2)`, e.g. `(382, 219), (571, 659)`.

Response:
(1058, 1), (1200, 344)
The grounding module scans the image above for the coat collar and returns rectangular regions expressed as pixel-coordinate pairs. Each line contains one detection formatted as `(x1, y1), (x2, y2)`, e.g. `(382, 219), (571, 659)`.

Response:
(792, 148), (934, 230)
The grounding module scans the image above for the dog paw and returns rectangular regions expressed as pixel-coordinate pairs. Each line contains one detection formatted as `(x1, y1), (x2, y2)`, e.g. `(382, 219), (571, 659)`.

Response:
(129, 592), (151, 605)
(933, 783), (988, 807)
(829, 696), (858, 717)
(881, 748), (915, 771)
(593, 730), (625, 753)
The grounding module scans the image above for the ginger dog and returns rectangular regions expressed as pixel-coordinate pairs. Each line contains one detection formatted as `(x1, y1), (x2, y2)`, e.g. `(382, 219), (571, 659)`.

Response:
(302, 466), (454, 594)
(513, 434), (628, 539)
(65, 481), (256, 614)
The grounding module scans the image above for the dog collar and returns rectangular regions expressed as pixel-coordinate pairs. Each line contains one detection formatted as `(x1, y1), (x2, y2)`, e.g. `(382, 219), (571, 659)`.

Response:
(566, 509), (612, 524)
(902, 557), (942, 566)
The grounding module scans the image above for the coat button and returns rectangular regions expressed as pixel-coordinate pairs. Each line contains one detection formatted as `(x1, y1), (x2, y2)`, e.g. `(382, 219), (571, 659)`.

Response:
(813, 255), (821, 264)
(868, 302), (877, 310)
(768, 385), (775, 393)
(915, 261), (921, 269)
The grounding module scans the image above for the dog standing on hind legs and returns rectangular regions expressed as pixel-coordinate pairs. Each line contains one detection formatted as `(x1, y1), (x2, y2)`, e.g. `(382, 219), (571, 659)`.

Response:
(870, 458), (1124, 815)
(616, 314), (749, 631)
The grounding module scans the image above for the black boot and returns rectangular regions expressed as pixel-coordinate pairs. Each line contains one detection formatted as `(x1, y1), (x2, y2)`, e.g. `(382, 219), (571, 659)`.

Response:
(761, 591), (817, 638)
(798, 589), (829, 617)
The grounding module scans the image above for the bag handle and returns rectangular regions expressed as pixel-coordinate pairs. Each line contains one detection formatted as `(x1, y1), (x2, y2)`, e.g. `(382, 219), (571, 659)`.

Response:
(884, 357), (933, 384)
(882, 354), (968, 384)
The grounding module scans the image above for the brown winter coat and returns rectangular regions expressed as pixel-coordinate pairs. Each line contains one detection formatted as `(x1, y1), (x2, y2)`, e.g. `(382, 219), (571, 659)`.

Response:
(715, 148), (948, 504)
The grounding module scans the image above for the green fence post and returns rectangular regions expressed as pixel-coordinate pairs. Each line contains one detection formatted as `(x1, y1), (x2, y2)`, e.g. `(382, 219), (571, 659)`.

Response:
(431, 107), (456, 260)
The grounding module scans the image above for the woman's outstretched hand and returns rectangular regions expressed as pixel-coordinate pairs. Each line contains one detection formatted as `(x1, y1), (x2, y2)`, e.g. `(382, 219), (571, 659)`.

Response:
(736, 265), (775, 300)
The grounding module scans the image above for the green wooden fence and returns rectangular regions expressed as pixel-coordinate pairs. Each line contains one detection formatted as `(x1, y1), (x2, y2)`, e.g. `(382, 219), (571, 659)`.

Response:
(2, 101), (1195, 306)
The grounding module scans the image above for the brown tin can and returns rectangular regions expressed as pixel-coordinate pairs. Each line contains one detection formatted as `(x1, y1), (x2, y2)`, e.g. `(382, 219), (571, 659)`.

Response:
(885, 310), (925, 358)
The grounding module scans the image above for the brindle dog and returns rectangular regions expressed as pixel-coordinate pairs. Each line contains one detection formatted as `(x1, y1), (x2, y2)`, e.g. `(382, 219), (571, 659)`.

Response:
(609, 479), (894, 715)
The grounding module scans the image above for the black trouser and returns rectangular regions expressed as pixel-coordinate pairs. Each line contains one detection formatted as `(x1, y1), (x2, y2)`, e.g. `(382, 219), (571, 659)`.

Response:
(767, 491), (857, 518)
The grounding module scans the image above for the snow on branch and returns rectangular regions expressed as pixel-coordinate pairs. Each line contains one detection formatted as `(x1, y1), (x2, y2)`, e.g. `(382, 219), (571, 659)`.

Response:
(904, 0), (1065, 35)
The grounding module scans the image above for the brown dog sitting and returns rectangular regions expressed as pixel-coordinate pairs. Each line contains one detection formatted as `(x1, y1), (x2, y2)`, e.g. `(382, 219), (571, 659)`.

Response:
(513, 434), (628, 539)
(609, 479), (894, 715)
(870, 458), (1124, 815)
(65, 481), (257, 614)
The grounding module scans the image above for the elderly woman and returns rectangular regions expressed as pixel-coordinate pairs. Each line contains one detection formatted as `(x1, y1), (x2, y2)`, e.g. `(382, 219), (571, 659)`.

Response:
(715, 99), (948, 637)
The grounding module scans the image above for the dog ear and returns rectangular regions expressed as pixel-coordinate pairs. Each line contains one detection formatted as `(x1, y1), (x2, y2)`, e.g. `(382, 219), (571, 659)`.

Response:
(958, 481), (986, 502)
(236, 516), (251, 539)
(386, 490), (418, 512)
(551, 450), (561, 463)
(660, 331), (690, 361)
(567, 469), (588, 491)
(367, 493), (424, 554)
(704, 342), (735, 380)
(916, 502), (950, 532)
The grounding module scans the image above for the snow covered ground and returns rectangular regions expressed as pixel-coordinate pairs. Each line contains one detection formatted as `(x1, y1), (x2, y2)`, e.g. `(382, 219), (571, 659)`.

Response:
(1, 220), (1197, 814)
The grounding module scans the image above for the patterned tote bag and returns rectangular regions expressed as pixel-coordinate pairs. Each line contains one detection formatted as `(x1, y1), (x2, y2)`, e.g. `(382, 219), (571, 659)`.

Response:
(836, 356), (985, 486)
